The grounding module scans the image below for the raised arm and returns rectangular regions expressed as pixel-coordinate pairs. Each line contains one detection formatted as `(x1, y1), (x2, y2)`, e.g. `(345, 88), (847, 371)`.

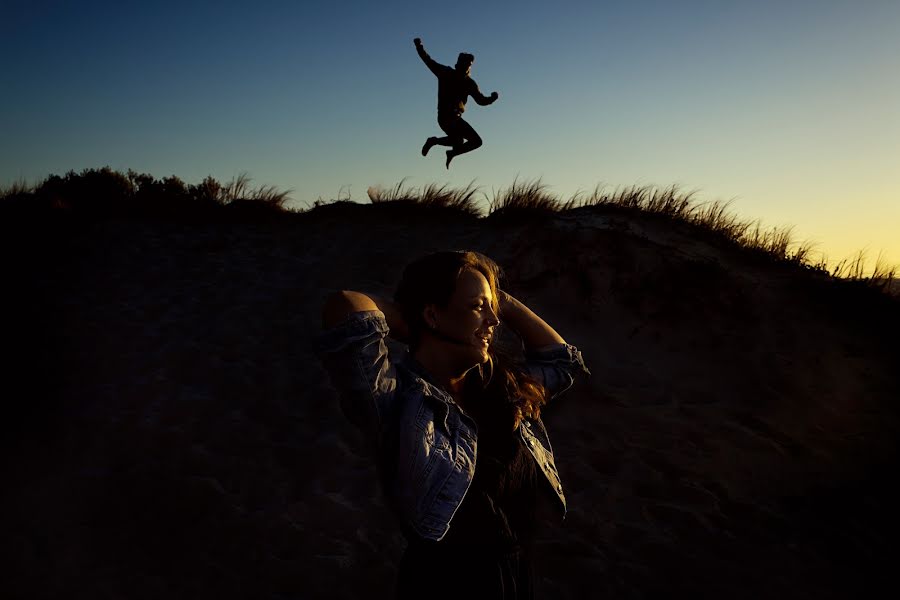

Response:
(414, 37), (442, 77)
(498, 290), (590, 399)
(497, 290), (565, 350)
(323, 290), (410, 343)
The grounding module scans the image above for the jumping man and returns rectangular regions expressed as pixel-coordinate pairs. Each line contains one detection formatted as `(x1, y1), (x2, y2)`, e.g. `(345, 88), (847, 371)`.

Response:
(414, 37), (499, 169)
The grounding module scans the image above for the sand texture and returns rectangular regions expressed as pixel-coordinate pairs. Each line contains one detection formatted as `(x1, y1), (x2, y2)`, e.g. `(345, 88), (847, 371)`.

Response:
(3, 204), (899, 599)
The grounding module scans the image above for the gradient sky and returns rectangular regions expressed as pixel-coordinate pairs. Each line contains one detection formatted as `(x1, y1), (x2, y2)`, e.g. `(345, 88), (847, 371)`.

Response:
(3, 0), (898, 270)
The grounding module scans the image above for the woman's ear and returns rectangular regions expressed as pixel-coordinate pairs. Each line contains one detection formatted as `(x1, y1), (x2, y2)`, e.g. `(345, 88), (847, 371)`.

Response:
(423, 305), (437, 329)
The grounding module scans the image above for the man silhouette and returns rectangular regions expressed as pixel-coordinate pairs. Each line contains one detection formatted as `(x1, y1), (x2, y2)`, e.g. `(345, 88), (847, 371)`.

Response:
(414, 37), (499, 168)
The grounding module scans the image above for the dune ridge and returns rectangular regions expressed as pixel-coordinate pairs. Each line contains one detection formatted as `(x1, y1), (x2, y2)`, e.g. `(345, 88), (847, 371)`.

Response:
(2, 201), (898, 599)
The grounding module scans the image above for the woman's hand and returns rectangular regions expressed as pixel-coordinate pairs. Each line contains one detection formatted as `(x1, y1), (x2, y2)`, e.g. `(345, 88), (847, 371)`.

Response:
(497, 289), (512, 316)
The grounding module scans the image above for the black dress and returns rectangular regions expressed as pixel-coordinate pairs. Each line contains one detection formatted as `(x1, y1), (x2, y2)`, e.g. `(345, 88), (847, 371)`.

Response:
(395, 400), (541, 600)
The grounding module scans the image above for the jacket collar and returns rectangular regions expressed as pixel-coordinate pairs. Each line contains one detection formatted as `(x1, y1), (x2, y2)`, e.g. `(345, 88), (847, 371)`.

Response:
(398, 351), (455, 403)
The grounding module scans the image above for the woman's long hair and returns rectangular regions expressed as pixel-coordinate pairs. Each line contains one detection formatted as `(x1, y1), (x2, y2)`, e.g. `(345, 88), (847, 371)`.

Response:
(394, 250), (547, 430)
(467, 345), (548, 432)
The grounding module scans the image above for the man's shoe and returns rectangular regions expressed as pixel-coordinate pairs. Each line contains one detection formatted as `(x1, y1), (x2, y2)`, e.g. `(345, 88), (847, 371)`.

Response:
(421, 137), (437, 157)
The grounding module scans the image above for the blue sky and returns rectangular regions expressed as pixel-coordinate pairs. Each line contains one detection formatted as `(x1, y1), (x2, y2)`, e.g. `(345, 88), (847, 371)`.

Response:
(2, 0), (898, 269)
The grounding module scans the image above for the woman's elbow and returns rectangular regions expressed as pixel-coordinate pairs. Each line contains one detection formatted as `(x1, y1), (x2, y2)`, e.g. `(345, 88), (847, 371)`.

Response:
(322, 290), (353, 328)
(322, 290), (378, 327)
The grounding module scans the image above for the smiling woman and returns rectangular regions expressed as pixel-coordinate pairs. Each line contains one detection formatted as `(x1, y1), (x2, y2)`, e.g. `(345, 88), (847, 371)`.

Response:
(316, 250), (590, 599)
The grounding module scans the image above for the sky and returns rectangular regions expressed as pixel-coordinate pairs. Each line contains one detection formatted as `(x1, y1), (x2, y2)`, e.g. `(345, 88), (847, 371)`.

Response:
(2, 0), (898, 270)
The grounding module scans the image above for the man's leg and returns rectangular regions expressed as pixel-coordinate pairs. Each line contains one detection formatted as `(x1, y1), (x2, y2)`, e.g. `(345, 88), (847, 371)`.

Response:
(442, 117), (482, 168)
(423, 114), (465, 157)
(422, 134), (459, 156)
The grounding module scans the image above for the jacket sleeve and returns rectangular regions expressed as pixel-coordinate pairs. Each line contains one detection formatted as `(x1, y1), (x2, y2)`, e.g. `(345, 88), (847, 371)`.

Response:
(469, 79), (495, 106)
(315, 310), (398, 436)
(416, 44), (444, 77)
(522, 343), (590, 401)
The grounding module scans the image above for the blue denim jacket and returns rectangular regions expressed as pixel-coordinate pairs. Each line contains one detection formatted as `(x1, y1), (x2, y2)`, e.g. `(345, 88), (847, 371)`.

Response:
(315, 310), (589, 542)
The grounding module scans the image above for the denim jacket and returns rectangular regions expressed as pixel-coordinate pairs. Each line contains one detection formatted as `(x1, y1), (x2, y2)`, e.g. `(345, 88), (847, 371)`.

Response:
(315, 310), (589, 542)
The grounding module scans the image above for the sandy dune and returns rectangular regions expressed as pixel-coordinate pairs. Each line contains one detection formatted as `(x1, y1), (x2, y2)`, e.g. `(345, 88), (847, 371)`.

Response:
(3, 203), (898, 599)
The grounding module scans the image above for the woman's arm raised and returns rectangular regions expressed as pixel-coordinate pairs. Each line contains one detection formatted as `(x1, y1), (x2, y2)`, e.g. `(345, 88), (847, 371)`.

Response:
(322, 290), (410, 343)
(497, 290), (566, 350)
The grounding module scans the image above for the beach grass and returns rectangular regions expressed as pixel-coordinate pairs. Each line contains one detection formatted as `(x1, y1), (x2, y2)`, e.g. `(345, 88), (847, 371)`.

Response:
(2, 167), (895, 290)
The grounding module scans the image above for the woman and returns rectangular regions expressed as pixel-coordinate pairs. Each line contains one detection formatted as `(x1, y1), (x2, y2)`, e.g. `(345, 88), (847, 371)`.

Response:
(316, 250), (589, 599)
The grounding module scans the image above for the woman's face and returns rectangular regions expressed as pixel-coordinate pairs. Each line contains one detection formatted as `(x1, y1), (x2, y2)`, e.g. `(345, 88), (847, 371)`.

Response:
(430, 268), (499, 364)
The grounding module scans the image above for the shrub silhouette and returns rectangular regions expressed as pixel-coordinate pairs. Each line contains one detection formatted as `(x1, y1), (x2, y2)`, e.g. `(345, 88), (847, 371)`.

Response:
(1, 167), (293, 220)
(34, 167), (134, 215)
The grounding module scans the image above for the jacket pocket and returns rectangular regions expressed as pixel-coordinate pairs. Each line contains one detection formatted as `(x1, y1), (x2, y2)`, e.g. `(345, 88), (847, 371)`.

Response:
(409, 402), (451, 487)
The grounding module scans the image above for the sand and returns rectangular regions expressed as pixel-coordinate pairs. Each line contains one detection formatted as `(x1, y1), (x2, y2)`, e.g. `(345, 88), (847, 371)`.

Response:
(3, 204), (899, 599)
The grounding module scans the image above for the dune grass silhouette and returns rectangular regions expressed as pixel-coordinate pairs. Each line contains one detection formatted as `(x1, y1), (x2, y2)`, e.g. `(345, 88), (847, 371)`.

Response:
(4, 167), (896, 291)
